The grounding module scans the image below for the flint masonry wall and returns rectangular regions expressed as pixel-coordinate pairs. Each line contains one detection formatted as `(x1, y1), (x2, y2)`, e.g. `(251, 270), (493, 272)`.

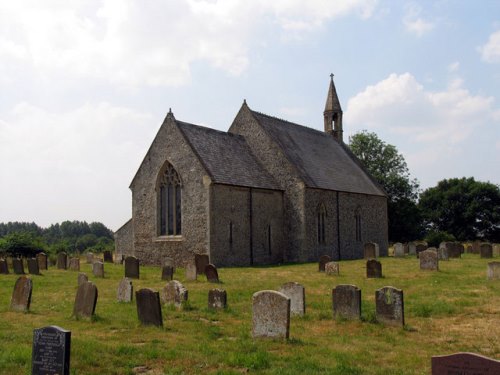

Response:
(114, 218), (134, 259)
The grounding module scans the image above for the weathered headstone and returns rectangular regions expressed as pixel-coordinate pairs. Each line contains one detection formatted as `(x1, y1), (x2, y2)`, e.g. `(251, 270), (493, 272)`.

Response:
(420, 249), (439, 271)
(431, 352), (500, 375)
(438, 246), (449, 261)
(161, 280), (188, 308)
(185, 262), (197, 281)
(77, 273), (88, 286)
(163, 257), (174, 268)
(32, 325), (71, 375)
(363, 242), (377, 259)
(85, 252), (94, 264)
(493, 244), (500, 257)
(457, 243), (465, 254)
(0, 258), (9, 274)
(408, 241), (417, 255)
(10, 276), (33, 312)
(366, 259), (382, 278)
(403, 243), (409, 254)
(57, 252), (68, 270)
(68, 258), (80, 271)
(393, 242), (404, 257)
(28, 258), (41, 275)
(487, 262), (500, 280)
(36, 252), (48, 270)
(325, 261), (339, 276)
(480, 243), (493, 258)
(278, 282), (305, 316)
(205, 264), (219, 283)
(73, 281), (98, 319)
(124, 256), (139, 279)
(117, 278), (133, 302)
(332, 284), (361, 320)
(136, 288), (162, 326)
(208, 288), (227, 309)
(466, 245), (473, 253)
(318, 255), (332, 272)
(252, 290), (290, 339)
(161, 265), (174, 281)
(92, 261), (104, 278)
(103, 250), (113, 263)
(375, 286), (404, 327)
(472, 240), (481, 254)
(195, 254), (210, 275)
(447, 242), (462, 258)
(13, 257), (25, 274)
(415, 243), (427, 258)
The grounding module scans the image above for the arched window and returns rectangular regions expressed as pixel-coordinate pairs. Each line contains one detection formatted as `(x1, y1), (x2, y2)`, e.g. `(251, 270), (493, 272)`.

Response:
(158, 163), (182, 236)
(317, 204), (326, 244)
(355, 208), (362, 242)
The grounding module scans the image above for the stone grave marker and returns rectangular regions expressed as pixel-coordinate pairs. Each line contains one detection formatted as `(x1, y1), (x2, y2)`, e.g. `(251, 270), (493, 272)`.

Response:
(208, 288), (227, 309)
(0, 258), (9, 274)
(366, 259), (382, 278)
(32, 325), (71, 375)
(363, 242), (377, 259)
(480, 243), (493, 258)
(103, 250), (113, 263)
(431, 352), (500, 375)
(438, 246), (449, 261)
(73, 281), (98, 319)
(117, 278), (133, 302)
(136, 288), (162, 327)
(92, 261), (104, 278)
(161, 280), (188, 308)
(420, 249), (439, 271)
(124, 256), (139, 279)
(278, 282), (305, 316)
(114, 254), (124, 264)
(447, 242), (462, 258)
(77, 273), (88, 286)
(13, 257), (25, 274)
(36, 252), (48, 270)
(325, 261), (339, 276)
(57, 252), (68, 270)
(318, 255), (332, 272)
(375, 286), (404, 327)
(493, 244), (500, 257)
(457, 243), (465, 254)
(487, 262), (500, 280)
(403, 243), (409, 254)
(332, 284), (361, 320)
(252, 290), (290, 339)
(185, 262), (197, 281)
(11, 276), (33, 312)
(205, 264), (219, 283)
(408, 241), (416, 255)
(472, 240), (481, 254)
(86, 252), (94, 264)
(68, 258), (80, 271)
(466, 245), (473, 253)
(195, 254), (210, 275)
(161, 265), (174, 281)
(28, 258), (41, 275)
(393, 242), (404, 257)
(415, 243), (427, 258)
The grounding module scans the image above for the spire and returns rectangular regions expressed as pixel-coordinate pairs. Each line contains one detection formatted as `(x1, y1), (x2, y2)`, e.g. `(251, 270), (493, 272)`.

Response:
(324, 73), (342, 112)
(323, 74), (343, 142)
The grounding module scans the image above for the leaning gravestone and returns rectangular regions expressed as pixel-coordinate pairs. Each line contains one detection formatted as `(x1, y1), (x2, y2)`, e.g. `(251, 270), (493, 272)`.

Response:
(185, 262), (197, 281)
(92, 261), (104, 278)
(279, 282), (305, 316)
(13, 257), (25, 275)
(195, 254), (210, 275)
(487, 262), (500, 280)
(161, 265), (174, 281)
(85, 252), (94, 264)
(103, 250), (113, 263)
(480, 243), (493, 258)
(68, 258), (80, 271)
(0, 258), (9, 274)
(325, 261), (339, 276)
(161, 280), (188, 308)
(393, 242), (404, 258)
(332, 284), (361, 320)
(318, 255), (332, 272)
(205, 264), (219, 283)
(375, 286), (404, 327)
(11, 276), (33, 312)
(420, 249), (439, 271)
(32, 325), (71, 375)
(208, 288), (227, 309)
(431, 352), (500, 375)
(57, 252), (68, 270)
(136, 288), (162, 326)
(124, 256), (140, 279)
(27, 258), (41, 275)
(117, 278), (133, 302)
(366, 259), (382, 278)
(77, 273), (88, 286)
(252, 290), (290, 339)
(36, 252), (48, 270)
(363, 242), (378, 259)
(73, 281), (98, 319)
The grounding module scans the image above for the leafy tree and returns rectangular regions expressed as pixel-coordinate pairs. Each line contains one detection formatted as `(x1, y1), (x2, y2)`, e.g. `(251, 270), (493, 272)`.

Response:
(349, 130), (422, 241)
(419, 177), (500, 242)
(0, 232), (46, 257)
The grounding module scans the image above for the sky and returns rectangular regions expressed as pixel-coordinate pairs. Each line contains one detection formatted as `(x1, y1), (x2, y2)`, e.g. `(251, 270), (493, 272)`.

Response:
(1, 0), (499, 231)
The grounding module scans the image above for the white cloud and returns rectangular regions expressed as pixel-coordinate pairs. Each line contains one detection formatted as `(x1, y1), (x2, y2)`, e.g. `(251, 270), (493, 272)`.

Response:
(448, 61), (460, 72)
(478, 30), (500, 63)
(403, 4), (434, 37)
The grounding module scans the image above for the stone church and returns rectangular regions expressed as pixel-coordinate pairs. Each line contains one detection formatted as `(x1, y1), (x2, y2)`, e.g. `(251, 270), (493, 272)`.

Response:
(115, 77), (388, 267)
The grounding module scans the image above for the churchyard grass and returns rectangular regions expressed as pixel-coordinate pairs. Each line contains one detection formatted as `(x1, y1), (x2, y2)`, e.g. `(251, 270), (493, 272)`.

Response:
(0, 253), (499, 374)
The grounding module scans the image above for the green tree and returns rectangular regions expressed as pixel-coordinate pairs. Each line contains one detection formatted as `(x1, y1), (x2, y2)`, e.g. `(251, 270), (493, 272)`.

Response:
(0, 232), (46, 257)
(349, 130), (422, 241)
(419, 177), (500, 241)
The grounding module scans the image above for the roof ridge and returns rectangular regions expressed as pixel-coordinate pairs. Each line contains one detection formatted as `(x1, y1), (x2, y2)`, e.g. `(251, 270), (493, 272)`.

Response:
(176, 120), (243, 138)
(250, 109), (328, 136)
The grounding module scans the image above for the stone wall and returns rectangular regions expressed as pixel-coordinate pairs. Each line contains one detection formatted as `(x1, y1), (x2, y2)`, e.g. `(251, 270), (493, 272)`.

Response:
(114, 218), (134, 259)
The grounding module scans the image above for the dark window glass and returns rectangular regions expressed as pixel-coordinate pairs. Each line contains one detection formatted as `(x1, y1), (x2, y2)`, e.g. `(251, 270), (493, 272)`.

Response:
(158, 163), (182, 236)
(160, 186), (167, 235)
(176, 187), (182, 235)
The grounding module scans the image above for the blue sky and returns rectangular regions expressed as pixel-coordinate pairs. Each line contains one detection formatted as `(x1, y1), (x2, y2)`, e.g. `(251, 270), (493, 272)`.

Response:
(1, 0), (499, 230)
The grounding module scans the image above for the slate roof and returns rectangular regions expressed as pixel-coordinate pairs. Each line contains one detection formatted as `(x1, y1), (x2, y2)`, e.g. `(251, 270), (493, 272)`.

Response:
(176, 120), (280, 191)
(250, 110), (386, 196)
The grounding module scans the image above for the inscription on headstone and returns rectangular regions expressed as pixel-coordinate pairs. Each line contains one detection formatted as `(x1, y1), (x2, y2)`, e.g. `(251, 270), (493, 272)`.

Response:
(278, 282), (305, 316)
(332, 284), (361, 320)
(375, 286), (404, 327)
(431, 352), (500, 375)
(252, 290), (290, 339)
(124, 256), (140, 279)
(318, 255), (332, 272)
(32, 325), (71, 375)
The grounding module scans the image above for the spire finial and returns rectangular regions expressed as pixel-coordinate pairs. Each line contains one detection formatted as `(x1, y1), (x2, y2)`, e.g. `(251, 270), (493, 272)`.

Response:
(168, 107), (172, 114)
(330, 73), (334, 79)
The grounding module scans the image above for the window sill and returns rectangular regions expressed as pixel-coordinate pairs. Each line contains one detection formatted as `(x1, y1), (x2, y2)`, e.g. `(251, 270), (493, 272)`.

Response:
(154, 235), (184, 242)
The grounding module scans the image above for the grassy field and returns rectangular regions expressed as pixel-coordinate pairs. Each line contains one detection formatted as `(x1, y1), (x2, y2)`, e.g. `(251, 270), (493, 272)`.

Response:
(0, 253), (499, 374)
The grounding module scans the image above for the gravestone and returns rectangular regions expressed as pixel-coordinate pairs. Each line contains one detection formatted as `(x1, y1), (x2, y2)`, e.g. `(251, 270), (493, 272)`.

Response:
(73, 281), (98, 319)
(92, 261), (104, 278)
(195, 254), (210, 275)
(13, 257), (25, 274)
(457, 243), (465, 254)
(205, 264), (219, 283)
(117, 278), (133, 302)
(318, 255), (332, 272)
(472, 240), (481, 254)
(480, 243), (493, 258)
(36, 252), (48, 270)
(487, 262), (500, 280)
(431, 352), (500, 375)
(114, 254), (124, 264)
(161, 280), (188, 307)
(438, 246), (449, 261)
(32, 325), (71, 375)
(363, 242), (377, 259)
(393, 242), (404, 257)
(466, 245), (473, 253)
(420, 249), (439, 271)
(366, 259), (382, 278)
(68, 258), (80, 271)
(278, 282), (305, 316)
(124, 256), (139, 279)
(415, 243), (427, 258)
(408, 242), (416, 255)
(136, 288), (162, 326)
(252, 290), (290, 339)
(375, 286), (404, 327)
(447, 242), (462, 258)
(208, 288), (227, 309)
(185, 262), (197, 281)
(0, 258), (9, 274)
(77, 273), (88, 286)
(403, 243), (409, 254)
(493, 244), (500, 257)
(325, 261), (339, 276)
(103, 250), (113, 263)
(10, 276), (33, 312)
(161, 265), (174, 281)
(57, 252), (67, 270)
(332, 284), (361, 320)
(28, 258), (41, 275)
(85, 252), (94, 264)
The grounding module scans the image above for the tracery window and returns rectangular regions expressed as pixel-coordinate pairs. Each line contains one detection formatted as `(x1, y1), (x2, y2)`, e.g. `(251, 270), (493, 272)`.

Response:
(317, 204), (326, 244)
(158, 163), (182, 236)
